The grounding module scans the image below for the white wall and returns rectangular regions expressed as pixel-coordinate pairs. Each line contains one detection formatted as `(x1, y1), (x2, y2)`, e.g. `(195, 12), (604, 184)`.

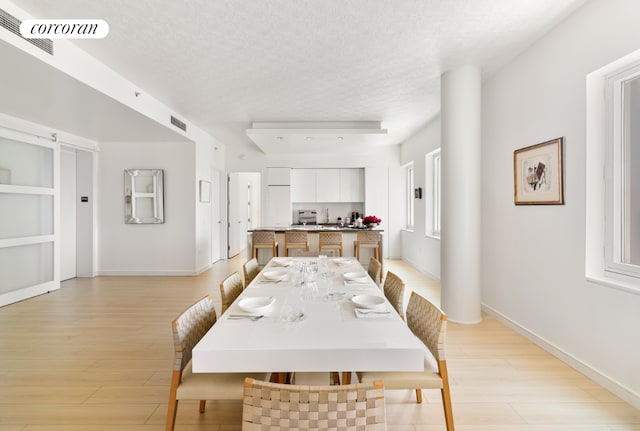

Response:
(97, 141), (196, 275)
(481, 0), (640, 407)
(399, 118), (441, 279)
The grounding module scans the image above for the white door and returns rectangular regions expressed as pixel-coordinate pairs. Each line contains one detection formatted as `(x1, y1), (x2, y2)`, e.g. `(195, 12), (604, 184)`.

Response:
(211, 169), (222, 263)
(60, 148), (76, 281)
(228, 173), (241, 257)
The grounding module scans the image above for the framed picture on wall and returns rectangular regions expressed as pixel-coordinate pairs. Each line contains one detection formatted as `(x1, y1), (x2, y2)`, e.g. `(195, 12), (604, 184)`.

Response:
(513, 137), (564, 205)
(199, 180), (211, 203)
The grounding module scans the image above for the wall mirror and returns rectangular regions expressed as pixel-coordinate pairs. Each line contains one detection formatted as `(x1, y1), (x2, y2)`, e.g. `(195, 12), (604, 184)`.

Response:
(124, 169), (164, 224)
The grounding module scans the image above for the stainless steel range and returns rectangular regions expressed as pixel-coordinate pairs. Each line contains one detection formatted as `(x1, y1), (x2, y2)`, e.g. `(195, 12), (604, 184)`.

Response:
(298, 210), (317, 225)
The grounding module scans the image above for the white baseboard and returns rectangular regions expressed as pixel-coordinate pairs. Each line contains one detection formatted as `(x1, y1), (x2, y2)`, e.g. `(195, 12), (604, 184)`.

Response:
(482, 303), (640, 410)
(195, 263), (212, 275)
(96, 269), (197, 276)
(401, 256), (441, 282)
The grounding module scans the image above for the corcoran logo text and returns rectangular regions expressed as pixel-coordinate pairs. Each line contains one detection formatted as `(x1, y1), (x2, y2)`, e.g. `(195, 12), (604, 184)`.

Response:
(20, 19), (109, 39)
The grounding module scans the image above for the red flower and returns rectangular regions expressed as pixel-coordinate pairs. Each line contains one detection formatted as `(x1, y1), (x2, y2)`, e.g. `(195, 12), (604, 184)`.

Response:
(363, 215), (381, 224)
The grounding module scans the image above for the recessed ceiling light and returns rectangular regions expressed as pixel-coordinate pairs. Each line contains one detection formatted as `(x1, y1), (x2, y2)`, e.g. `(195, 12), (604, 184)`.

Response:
(337, 136), (344, 140)
(276, 136), (284, 140)
(306, 137), (313, 141)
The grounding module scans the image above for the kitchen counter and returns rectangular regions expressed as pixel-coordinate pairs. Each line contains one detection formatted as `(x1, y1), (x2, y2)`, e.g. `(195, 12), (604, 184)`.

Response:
(249, 225), (383, 233)
(247, 226), (384, 267)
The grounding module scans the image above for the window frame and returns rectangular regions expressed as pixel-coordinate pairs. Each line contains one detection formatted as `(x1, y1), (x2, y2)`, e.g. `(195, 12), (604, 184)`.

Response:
(604, 65), (640, 279)
(425, 148), (441, 239)
(586, 47), (640, 295)
(405, 163), (414, 230)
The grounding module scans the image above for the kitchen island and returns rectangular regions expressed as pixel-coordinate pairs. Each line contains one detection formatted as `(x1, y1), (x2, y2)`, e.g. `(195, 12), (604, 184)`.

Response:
(248, 225), (384, 267)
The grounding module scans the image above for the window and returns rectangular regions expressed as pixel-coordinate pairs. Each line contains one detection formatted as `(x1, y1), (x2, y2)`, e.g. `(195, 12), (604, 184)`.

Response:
(605, 64), (640, 278)
(406, 163), (414, 230)
(425, 149), (441, 238)
(586, 47), (640, 292)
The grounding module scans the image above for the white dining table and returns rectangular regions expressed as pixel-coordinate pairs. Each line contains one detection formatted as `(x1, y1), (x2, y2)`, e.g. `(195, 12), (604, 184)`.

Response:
(192, 256), (425, 384)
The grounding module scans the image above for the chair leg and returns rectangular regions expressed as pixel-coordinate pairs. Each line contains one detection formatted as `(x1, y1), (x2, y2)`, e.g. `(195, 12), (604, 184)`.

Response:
(415, 389), (423, 403)
(272, 372), (288, 383)
(440, 361), (455, 431)
(165, 371), (181, 431)
(341, 372), (352, 384)
(199, 400), (206, 413)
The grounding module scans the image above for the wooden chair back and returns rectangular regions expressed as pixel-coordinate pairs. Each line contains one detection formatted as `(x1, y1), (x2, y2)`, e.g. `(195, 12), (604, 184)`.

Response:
(242, 378), (387, 430)
(219, 272), (244, 314)
(243, 258), (260, 286)
(383, 271), (406, 320)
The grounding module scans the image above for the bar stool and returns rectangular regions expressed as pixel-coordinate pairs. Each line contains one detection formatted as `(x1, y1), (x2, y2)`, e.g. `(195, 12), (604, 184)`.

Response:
(252, 231), (278, 260)
(284, 230), (309, 257)
(354, 231), (382, 281)
(318, 231), (343, 256)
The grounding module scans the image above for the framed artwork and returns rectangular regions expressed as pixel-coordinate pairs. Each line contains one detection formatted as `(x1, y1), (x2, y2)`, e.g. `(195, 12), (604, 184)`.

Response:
(199, 180), (211, 203)
(514, 137), (564, 205)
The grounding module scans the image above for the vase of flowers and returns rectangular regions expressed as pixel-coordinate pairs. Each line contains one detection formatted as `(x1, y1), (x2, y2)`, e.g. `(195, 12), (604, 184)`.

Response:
(362, 215), (381, 228)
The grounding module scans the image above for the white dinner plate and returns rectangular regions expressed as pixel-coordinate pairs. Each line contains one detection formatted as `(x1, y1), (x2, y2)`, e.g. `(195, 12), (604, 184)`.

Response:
(272, 258), (294, 267)
(343, 271), (369, 282)
(262, 269), (288, 281)
(351, 294), (386, 309)
(237, 296), (275, 313)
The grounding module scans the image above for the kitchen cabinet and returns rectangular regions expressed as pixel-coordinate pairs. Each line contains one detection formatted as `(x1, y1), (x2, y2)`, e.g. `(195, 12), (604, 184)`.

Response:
(291, 168), (364, 203)
(264, 185), (291, 226)
(291, 169), (316, 202)
(316, 169), (340, 202)
(339, 168), (364, 202)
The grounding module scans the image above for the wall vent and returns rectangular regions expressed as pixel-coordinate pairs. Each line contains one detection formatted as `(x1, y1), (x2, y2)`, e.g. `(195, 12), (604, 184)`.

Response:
(0, 8), (53, 55)
(170, 115), (187, 132)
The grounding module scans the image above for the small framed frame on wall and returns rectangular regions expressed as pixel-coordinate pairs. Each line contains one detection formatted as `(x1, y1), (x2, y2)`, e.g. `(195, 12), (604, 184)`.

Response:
(199, 180), (211, 203)
(513, 137), (565, 205)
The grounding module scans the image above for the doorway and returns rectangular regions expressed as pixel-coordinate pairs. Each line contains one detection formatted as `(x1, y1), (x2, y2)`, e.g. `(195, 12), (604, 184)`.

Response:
(60, 146), (95, 280)
(227, 172), (261, 258)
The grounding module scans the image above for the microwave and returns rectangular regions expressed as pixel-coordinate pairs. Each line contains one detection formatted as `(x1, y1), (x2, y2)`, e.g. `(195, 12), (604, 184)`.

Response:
(298, 210), (317, 225)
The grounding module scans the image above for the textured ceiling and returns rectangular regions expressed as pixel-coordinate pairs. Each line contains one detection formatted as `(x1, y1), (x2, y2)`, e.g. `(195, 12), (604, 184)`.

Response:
(14, 0), (587, 153)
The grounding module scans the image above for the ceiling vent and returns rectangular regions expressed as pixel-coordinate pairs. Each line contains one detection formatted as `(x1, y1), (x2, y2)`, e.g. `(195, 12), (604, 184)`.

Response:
(170, 115), (187, 132)
(0, 8), (53, 55)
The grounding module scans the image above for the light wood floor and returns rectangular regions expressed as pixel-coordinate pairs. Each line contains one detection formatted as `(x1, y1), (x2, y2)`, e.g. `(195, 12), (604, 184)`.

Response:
(1, 253), (639, 431)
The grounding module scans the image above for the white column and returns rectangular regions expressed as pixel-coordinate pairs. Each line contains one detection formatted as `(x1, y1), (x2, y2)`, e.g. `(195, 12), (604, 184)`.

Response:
(440, 66), (482, 324)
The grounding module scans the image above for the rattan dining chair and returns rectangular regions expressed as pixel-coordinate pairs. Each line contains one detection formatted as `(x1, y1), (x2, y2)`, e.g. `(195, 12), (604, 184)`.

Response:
(368, 258), (382, 287)
(383, 271), (406, 320)
(354, 231), (382, 281)
(219, 272), (244, 314)
(166, 295), (268, 431)
(359, 292), (455, 431)
(252, 230), (278, 260)
(319, 231), (343, 256)
(243, 258), (260, 286)
(284, 230), (309, 257)
(242, 378), (387, 431)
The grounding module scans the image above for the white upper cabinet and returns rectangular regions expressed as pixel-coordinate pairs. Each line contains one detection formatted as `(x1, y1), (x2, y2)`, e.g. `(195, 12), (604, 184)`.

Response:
(291, 168), (364, 203)
(291, 169), (316, 202)
(265, 167), (291, 185)
(316, 169), (340, 202)
(339, 168), (364, 202)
